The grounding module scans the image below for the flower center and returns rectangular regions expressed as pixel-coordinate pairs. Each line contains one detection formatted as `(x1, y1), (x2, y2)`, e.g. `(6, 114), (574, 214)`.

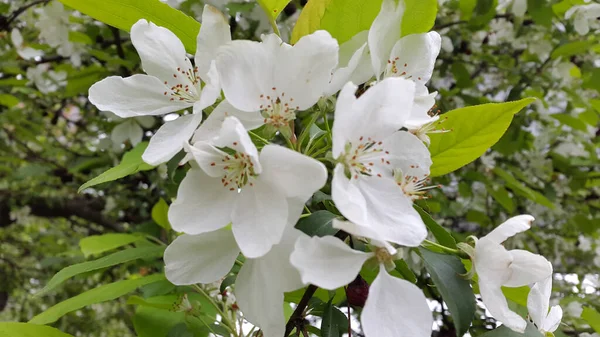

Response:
(394, 168), (439, 200)
(258, 88), (299, 128)
(162, 65), (201, 103)
(408, 111), (451, 146)
(341, 136), (389, 180)
(211, 149), (257, 191)
(386, 58), (421, 81)
(374, 247), (395, 264)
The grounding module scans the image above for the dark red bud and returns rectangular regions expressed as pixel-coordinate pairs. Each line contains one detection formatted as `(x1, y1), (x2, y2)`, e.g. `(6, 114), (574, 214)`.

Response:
(346, 275), (369, 308)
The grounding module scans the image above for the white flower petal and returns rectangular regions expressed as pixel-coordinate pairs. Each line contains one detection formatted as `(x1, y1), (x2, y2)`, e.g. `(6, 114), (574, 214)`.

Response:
(185, 141), (230, 177)
(405, 91), (437, 129)
(528, 275), (552, 329)
(503, 250), (552, 287)
(164, 230), (240, 285)
(193, 62), (221, 113)
(332, 219), (384, 242)
(216, 40), (275, 111)
(338, 175), (427, 246)
(259, 145), (327, 199)
(368, 0), (404, 78)
(11, 28), (23, 48)
(474, 237), (513, 286)
(385, 32), (441, 90)
(195, 5), (231, 80)
(232, 182), (288, 258)
(362, 270), (433, 337)
(192, 99), (264, 144)
(290, 235), (371, 290)
(332, 78), (416, 158)
(212, 116), (261, 168)
(331, 164), (368, 225)
(542, 305), (563, 332)
(89, 75), (190, 117)
(142, 113), (203, 166)
(235, 228), (305, 337)
(483, 215), (535, 244)
(512, 0), (528, 17)
(129, 122), (144, 145)
(168, 169), (235, 234)
(111, 121), (134, 145)
(574, 14), (589, 35)
(479, 281), (527, 333)
(275, 30), (339, 110)
(385, 130), (432, 178)
(326, 42), (370, 96)
(136, 116), (156, 128)
(130, 19), (193, 83)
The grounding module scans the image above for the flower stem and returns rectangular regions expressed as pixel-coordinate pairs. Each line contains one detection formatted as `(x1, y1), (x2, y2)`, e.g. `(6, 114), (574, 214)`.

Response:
(192, 284), (237, 334)
(421, 239), (469, 258)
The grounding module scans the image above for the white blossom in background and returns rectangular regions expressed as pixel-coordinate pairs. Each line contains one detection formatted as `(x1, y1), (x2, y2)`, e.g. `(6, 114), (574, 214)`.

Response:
(26, 64), (67, 94)
(89, 5), (230, 166)
(472, 215), (553, 333)
(171, 116), (326, 258)
(109, 114), (155, 149)
(34, 1), (83, 66)
(215, 30), (338, 137)
(527, 272), (563, 335)
(291, 219), (433, 337)
(565, 4), (600, 35)
(10, 28), (43, 60)
(159, 0), (186, 9)
(331, 78), (431, 247)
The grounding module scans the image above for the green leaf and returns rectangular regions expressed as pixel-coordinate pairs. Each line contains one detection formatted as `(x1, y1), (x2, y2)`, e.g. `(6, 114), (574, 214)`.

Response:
(37, 246), (165, 297)
(479, 324), (544, 337)
(551, 40), (597, 59)
(527, 0), (554, 27)
(451, 63), (473, 88)
(0, 94), (19, 108)
(582, 307), (600, 333)
(401, 0), (437, 36)
(550, 113), (588, 131)
(429, 98), (535, 177)
(394, 259), (417, 283)
(58, 0), (200, 53)
(468, 0), (498, 28)
(0, 323), (74, 337)
(492, 167), (555, 209)
(29, 274), (165, 325)
(295, 210), (339, 237)
(68, 31), (93, 44)
(65, 65), (110, 97)
(321, 299), (342, 337)
(257, 0), (291, 19)
(78, 142), (154, 192)
(459, 0), (477, 20)
(79, 233), (146, 257)
(151, 198), (171, 230)
(291, 0), (382, 44)
(486, 185), (516, 213)
(501, 285), (530, 307)
(414, 205), (457, 249)
(419, 248), (475, 337)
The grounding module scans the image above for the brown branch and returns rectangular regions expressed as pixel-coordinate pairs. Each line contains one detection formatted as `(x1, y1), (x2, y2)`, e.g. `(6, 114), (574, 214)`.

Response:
(2, 0), (50, 30)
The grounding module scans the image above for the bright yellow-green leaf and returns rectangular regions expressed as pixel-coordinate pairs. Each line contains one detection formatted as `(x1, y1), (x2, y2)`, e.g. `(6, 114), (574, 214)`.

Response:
(551, 40), (599, 60)
(257, 0), (291, 19)
(151, 198), (171, 230)
(0, 323), (74, 337)
(429, 98), (535, 177)
(291, 0), (382, 44)
(79, 233), (146, 257)
(78, 142), (154, 192)
(58, 0), (200, 53)
(582, 307), (600, 333)
(401, 0), (438, 36)
(29, 274), (165, 325)
(502, 286), (530, 307)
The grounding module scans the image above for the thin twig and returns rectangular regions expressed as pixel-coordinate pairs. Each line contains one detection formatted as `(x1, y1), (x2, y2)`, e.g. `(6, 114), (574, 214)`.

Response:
(4, 0), (50, 29)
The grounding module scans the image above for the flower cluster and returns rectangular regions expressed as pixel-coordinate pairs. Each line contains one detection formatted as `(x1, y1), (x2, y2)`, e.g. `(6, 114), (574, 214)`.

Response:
(88, 1), (563, 336)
